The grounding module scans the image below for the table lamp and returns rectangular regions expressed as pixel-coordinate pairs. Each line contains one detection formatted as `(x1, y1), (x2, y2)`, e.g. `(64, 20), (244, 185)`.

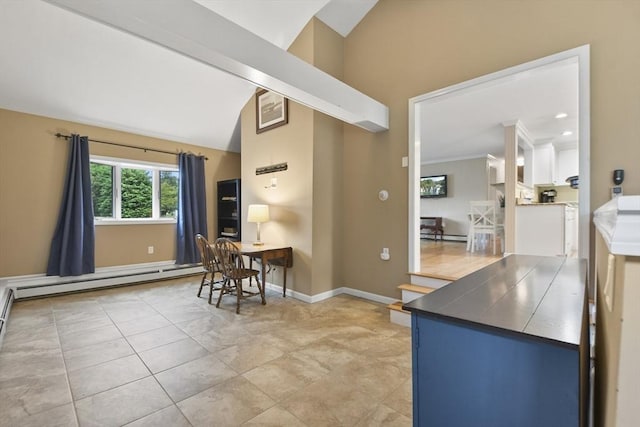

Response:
(247, 204), (269, 246)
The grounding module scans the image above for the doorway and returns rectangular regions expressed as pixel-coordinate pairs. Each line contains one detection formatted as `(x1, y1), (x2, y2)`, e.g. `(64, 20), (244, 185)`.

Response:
(408, 46), (590, 274)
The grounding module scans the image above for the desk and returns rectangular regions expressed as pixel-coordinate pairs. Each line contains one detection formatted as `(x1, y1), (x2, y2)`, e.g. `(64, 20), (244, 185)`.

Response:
(420, 216), (444, 240)
(237, 243), (293, 299)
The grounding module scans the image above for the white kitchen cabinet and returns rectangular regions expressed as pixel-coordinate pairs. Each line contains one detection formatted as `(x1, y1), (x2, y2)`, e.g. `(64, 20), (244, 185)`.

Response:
(534, 144), (578, 186)
(515, 204), (565, 256)
(533, 143), (556, 185)
(556, 148), (578, 184)
(565, 205), (578, 256)
(489, 161), (505, 184)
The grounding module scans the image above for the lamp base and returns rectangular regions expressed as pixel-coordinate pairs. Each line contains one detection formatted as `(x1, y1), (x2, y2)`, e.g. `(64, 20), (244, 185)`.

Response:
(252, 241), (265, 246)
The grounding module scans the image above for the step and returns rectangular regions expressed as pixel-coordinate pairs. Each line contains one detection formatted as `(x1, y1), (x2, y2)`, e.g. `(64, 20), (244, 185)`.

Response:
(399, 283), (436, 304)
(409, 273), (452, 289)
(388, 301), (411, 327)
(399, 283), (436, 294)
(387, 301), (410, 313)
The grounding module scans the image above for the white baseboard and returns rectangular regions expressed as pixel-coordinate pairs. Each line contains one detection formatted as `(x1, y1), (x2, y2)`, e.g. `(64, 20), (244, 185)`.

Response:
(340, 287), (397, 305)
(3, 263), (397, 309)
(3, 261), (201, 299)
(264, 282), (396, 305)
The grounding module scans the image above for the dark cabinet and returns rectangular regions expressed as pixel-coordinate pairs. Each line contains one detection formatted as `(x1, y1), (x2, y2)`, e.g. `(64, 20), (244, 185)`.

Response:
(217, 179), (241, 241)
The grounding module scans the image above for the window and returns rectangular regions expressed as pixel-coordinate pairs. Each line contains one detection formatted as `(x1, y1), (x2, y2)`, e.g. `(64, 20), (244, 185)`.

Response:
(90, 156), (179, 223)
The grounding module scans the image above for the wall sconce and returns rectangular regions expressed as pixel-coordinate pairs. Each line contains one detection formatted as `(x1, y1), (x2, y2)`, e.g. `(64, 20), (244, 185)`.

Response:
(247, 204), (270, 246)
(264, 177), (277, 190)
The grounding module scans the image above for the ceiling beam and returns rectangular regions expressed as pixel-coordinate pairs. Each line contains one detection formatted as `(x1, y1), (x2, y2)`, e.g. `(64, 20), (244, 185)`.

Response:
(43, 0), (389, 132)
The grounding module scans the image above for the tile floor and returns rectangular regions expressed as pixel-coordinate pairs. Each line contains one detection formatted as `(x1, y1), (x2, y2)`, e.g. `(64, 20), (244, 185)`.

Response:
(0, 277), (412, 426)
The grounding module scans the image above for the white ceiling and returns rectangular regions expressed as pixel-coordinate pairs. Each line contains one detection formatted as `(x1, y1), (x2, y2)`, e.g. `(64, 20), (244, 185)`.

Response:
(0, 0), (377, 153)
(420, 60), (579, 164)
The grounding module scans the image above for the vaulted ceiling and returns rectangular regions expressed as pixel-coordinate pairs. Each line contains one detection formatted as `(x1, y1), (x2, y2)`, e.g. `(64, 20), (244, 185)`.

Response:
(0, 0), (378, 152)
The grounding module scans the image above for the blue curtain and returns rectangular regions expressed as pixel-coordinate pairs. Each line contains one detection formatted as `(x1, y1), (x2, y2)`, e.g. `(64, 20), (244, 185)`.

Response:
(46, 135), (95, 276)
(176, 153), (208, 264)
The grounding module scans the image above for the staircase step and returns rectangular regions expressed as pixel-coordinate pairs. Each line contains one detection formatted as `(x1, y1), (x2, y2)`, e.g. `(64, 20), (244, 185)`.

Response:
(399, 283), (436, 304)
(387, 301), (409, 313)
(387, 301), (411, 327)
(409, 274), (452, 289)
(398, 283), (436, 294)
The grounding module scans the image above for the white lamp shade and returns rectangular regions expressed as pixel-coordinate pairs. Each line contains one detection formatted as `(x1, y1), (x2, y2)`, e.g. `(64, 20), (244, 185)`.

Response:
(247, 204), (270, 223)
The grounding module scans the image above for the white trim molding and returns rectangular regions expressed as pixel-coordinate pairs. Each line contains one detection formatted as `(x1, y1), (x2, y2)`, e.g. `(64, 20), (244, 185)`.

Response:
(408, 45), (590, 274)
(263, 282), (397, 305)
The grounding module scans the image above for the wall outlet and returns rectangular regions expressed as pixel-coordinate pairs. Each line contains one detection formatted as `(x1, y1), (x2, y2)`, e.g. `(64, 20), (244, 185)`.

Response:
(148, 246), (154, 254)
(380, 247), (390, 261)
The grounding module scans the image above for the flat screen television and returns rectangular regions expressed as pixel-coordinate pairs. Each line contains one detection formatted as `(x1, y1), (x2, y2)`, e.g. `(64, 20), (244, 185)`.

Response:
(420, 174), (447, 198)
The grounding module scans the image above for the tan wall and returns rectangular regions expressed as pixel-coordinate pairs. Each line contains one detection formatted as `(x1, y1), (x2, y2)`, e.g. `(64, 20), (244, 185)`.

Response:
(240, 96), (314, 295)
(312, 19), (345, 295)
(0, 108), (240, 277)
(240, 19), (344, 297)
(342, 0), (640, 297)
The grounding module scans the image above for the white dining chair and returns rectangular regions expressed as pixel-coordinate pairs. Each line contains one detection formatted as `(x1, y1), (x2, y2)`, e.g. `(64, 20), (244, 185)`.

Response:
(468, 201), (504, 255)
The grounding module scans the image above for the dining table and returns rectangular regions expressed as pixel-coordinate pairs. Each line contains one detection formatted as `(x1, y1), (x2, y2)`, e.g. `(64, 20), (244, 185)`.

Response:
(235, 243), (293, 299)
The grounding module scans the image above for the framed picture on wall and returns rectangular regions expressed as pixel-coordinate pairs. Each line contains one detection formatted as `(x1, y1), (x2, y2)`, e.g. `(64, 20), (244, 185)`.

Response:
(256, 89), (289, 133)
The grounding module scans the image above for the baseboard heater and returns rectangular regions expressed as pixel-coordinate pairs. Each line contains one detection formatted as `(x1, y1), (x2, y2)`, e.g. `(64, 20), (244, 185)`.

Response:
(6, 262), (202, 300)
(0, 287), (15, 349)
(421, 234), (467, 242)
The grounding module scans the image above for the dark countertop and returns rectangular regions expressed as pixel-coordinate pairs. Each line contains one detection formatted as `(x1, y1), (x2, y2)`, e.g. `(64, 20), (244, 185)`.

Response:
(403, 255), (587, 348)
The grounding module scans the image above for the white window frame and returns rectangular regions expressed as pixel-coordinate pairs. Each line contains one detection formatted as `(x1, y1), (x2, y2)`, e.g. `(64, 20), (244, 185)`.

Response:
(90, 155), (179, 225)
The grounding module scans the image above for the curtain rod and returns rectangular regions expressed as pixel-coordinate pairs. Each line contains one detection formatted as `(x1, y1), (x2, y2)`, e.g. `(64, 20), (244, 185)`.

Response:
(54, 133), (208, 160)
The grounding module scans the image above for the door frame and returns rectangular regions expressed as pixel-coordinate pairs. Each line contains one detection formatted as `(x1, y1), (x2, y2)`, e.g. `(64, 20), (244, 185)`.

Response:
(408, 45), (590, 273)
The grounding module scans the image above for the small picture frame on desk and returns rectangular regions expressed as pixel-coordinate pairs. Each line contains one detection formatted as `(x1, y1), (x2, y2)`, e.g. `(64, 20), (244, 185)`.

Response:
(256, 89), (289, 133)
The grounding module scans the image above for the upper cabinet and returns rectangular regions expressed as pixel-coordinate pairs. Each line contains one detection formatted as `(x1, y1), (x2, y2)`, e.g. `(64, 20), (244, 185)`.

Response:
(556, 148), (578, 184)
(533, 142), (556, 185)
(489, 157), (505, 184)
(533, 143), (578, 186)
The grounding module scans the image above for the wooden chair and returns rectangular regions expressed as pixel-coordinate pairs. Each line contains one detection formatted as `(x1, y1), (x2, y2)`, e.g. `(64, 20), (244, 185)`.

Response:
(195, 234), (223, 304)
(468, 201), (504, 255)
(211, 238), (265, 314)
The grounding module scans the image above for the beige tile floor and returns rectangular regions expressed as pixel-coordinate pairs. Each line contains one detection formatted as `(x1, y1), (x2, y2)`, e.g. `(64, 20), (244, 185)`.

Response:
(0, 277), (412, 426)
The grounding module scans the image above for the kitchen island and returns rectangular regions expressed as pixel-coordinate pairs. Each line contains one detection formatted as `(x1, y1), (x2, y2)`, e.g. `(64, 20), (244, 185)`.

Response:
(403, 254), (588, 427)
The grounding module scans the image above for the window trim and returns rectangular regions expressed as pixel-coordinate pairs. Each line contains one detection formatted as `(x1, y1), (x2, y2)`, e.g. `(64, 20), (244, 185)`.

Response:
(90, 155), (179, 225)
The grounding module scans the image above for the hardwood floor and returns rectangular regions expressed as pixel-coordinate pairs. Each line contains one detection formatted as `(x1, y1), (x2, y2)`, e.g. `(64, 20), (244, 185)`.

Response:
(419, 239), (503, 281)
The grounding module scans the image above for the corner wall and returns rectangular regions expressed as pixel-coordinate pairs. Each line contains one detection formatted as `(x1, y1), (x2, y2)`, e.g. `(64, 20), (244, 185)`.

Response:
(0, 108), (240, 277)
(240, 19), (344, 297)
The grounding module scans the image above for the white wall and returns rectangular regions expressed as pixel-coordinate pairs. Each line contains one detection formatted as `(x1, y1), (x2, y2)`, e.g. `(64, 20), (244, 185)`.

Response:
(421, 157), (489, 237)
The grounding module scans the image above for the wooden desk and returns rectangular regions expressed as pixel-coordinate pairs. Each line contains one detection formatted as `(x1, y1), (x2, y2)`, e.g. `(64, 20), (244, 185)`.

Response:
(420, 216), (444, 240)
(237, 243), (293, 298)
